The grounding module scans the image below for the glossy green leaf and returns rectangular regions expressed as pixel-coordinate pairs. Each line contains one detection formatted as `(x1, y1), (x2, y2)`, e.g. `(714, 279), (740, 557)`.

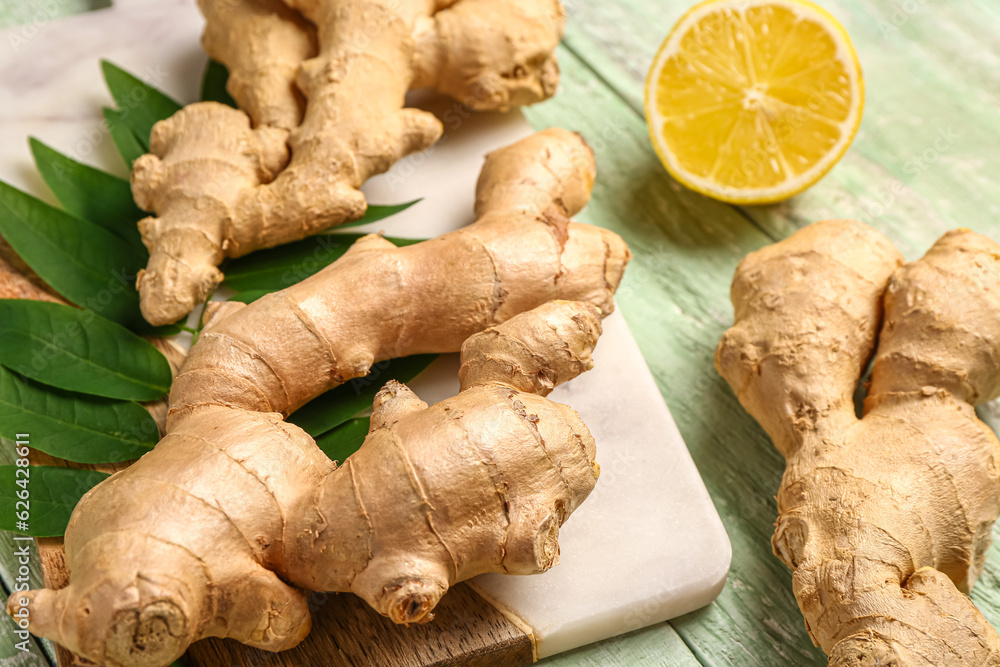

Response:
(223, 234), (423, 293)
(0, 466), (108, 537)
(290, 354), (438, 437)
(228, 290), (272, 304)
(223, 234), (361, 293)
(100, 60), (182, 146)
(0, 300), (171, 401)
(137, 320), (182, 338)
(335, 199), (423, 229)
(315, 418), (369, 463)
(201, 59), (237, 107)
(29, 138), (145, 250)
(103, 106), (146, 167)
(0, 367), (158, 464)
(0, 181), (148, 329)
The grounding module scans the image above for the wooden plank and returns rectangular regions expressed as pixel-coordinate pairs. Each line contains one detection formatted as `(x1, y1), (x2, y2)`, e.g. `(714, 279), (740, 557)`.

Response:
(0, 535), (53, 667)
(542, 624), (702, 667)
(558, 0), (1000, 252)
(0, 443), (56, 665)
(33, 538), (89, 667)
(735, 0), (1000, 249)
(0, 599), (50, 667)
(187, 584), (533, 667)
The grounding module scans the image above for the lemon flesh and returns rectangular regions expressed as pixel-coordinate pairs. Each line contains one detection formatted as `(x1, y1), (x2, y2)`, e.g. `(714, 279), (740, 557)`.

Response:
(645, 0), (863, 204)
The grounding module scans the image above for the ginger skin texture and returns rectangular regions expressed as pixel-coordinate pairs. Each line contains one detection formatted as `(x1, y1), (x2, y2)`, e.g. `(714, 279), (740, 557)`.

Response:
(133, 0), (566, 326)
(198, 0), (316, 129)
(170, 128), (626, 417)
(9, 130), (629, 667)
(716, 220), (1000, 666)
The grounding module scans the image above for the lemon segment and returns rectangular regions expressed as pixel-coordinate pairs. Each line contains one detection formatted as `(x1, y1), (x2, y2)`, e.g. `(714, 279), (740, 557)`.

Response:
(645, 0), (864, 204)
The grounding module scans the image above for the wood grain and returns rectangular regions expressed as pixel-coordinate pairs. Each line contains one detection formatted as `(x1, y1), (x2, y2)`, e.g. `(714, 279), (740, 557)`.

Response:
(542, 623), (702, 667)
(35, 539), (93, 667)
(187, 585), (533, 667)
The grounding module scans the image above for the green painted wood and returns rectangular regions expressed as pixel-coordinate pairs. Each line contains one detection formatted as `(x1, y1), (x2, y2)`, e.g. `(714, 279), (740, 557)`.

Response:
(5, 1), (1000, 666)
(543, 623), (702, 667)
(0, 537), (54, 667)
(0, 443), (57, 665)
(0, 607), (49, 666)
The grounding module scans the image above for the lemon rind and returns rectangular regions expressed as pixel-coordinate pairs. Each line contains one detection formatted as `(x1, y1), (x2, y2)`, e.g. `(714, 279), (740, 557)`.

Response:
(644, 0), (865, 205)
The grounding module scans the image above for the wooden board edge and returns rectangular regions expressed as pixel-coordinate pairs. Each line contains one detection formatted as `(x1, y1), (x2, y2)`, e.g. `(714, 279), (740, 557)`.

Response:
(187, 583), (534, 667)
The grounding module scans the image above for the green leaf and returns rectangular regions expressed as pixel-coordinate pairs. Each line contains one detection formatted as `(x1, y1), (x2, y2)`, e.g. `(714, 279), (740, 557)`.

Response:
(100, 60), (182, 146)
(0, 466), (109, 537)
(0, 180), (148, 330)
(103, 106), (146, 167)
(315, 418), (369, 463)
(335, 199), (422, 229)
(289, 354), (438, 437)
(139, 321), (183, 338)
(0, 300), (171, 401)
(0, 367), (158, 464)
(223, 234), (360, 293)
(29, 138), (145, 250)
(223, 234), (423, 293)
(228, 290), (272, 304)
(201, 60), (237, 107)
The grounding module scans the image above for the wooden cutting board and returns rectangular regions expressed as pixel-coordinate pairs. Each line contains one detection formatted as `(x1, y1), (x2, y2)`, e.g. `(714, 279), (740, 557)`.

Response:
(37, 536), (533, 667)
(0, 1), (732, 664)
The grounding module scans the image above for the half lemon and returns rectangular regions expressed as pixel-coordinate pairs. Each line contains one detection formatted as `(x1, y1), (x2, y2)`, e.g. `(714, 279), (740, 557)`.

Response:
(644, 0), (864, 204)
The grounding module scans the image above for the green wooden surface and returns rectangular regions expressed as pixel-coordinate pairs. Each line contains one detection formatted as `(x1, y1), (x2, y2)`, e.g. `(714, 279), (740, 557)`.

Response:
(3, 1), (1000, 666)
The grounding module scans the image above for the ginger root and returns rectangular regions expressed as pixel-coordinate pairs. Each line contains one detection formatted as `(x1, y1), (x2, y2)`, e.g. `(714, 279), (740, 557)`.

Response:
(133, 0), (567, 326)
(9, 299), (604, 667)
(198, 0), (316, 130)
(716, 220), (1000, 665)
(169, 128), (624, 418)
(10, 130), (628, 666)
